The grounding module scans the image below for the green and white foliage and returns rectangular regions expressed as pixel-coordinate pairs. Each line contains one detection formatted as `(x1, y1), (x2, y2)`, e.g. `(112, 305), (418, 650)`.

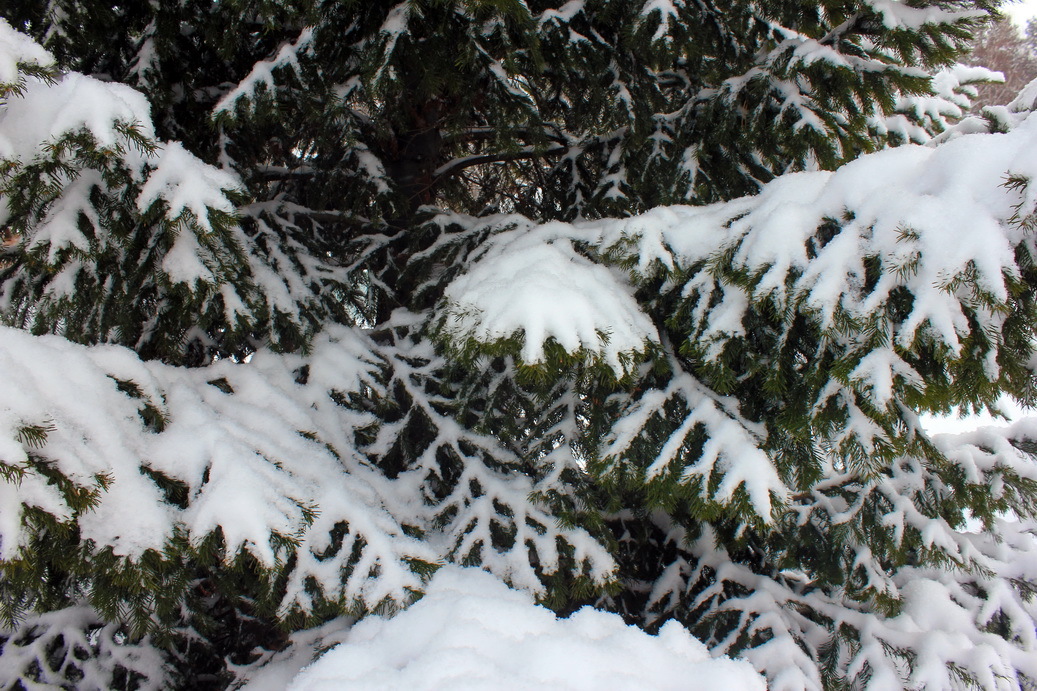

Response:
(0, 313), (615, 687)
(2, 3), (1037, 690)
(876, 63), (1003, 143)
(0, 19), (256, 364)
(8, 1), (1001, 341)
(0, 322), (439, 686)
(427, 109), (1037, 687)
(0, 606), (167, 691)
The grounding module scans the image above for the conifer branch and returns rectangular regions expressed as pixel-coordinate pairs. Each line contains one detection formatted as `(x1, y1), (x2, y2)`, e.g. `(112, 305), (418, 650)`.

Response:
(432, 146), (569, 183)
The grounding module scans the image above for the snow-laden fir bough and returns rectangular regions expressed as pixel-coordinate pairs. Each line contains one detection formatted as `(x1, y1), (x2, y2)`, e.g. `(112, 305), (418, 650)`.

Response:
(1, 1), (1036, 689)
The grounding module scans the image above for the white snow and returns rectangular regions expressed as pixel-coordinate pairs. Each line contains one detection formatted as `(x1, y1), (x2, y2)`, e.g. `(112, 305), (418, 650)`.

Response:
(213, 27), (314, 115)
(139, 142), (244, 285)
(0, 32), (246, 290)
(3, 15), (1037, 691)
(0, 71), (155, 162)
(585, 110), (1037, 379)
(0, 18), (53, 87)
(137, 141), (240, 228)
(861, 1), (986, 30)
(27, 169), (104, 265)
(876, 64), (1002, 144)
(604, 366), (784, 521)
(433, 110), (1037, 524)
(441, 221), (659, 374)
(444, 97), (1037, 375)
(0, 324), (433, 608)
(638, 0), (682, 41)
(283, 566), (766, 691)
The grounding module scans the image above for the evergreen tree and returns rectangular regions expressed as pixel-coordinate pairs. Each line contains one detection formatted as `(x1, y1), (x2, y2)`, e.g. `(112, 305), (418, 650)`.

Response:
(2, 1), (1036, 689)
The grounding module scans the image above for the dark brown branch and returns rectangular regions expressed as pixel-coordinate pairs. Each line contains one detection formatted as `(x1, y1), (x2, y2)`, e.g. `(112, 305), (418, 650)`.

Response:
(432, 146), (568, 183)
(443, 126), (568, 146)
(302, 210), (371, 226)
(254, 166), (315, 181)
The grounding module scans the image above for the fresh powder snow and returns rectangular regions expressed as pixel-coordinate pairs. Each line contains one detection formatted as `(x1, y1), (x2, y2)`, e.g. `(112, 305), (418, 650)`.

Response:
(245, 566), (766, 691)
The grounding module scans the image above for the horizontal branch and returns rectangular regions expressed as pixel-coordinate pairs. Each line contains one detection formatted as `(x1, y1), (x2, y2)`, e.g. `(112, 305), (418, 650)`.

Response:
(254, 165), (315, 181)
(302, 210), (373, 226)
(443, 125), (569, 147)
(433, 146), (569, 182)
(243, 202), (372, 228)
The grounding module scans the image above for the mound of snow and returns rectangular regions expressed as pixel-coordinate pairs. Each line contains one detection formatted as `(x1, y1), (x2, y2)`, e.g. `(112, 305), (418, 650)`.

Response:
(287, 566), (764, 691)
(440, 221), (658, 374)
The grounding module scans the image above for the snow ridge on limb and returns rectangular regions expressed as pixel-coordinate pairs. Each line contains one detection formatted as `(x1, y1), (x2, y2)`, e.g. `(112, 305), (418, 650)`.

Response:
(656, 513), (1037, 691)
(432, 112), (1037, 531)
(875, 64), (1002, 144)
(598, 126), (1037, 686)
(0, 605), (168, 691)
(213, 27), (315, 118)
(597, 112), (1037, 438)
(0, 305), (617, 629)
(861, 0), (987, 31)
(598, 358), (786, 525)
(0, 19), (355, 365)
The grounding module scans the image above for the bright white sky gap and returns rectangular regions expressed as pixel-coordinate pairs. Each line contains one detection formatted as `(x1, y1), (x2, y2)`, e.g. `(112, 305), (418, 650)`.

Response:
(1004, 0), (1037, 26)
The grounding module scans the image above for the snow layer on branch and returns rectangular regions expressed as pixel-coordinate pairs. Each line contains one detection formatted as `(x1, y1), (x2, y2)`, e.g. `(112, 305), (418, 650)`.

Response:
(934, 416), (1037, 488)
(594, 113), (1037, 359)
(0, 66), (243, 227)
(433, 113), (1037, 525)
(137, 142), (239, 225)
(213, 27), (314, 115)
(0, 72), (154, 162)
(861, 1), (985, 30)
(0, 325), (432, 608)
(0, 329), (172, 560)
(440, 221), (658, 373)
(876, 64), (1002, 144)
(442, 100), (1037, 379)
(28, 169), (103, 265)
(1009, 76), (1037, 115)
(604, 366), (785, 521)
(0, 605), (168, 690)
(364, 321), (617, 595)
(0, 18), (53, 86)
(638, 0), (681, 41)
(0, 43), (246, 292)
(681, 514), (1037, 691)
(285, 567), (765, 691)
